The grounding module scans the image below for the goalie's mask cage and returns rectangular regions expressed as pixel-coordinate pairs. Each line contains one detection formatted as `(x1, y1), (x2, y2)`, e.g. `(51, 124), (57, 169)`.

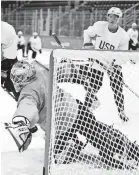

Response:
(44, 49), (139, 175)
(10, 61), (36, 92)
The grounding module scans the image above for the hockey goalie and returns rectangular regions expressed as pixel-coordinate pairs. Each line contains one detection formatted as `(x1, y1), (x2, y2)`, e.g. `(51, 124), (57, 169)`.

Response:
(4, 59), (139, 172)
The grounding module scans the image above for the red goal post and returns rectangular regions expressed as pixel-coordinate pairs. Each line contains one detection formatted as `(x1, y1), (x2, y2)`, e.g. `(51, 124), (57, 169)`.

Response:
(44, 49), (139, 175)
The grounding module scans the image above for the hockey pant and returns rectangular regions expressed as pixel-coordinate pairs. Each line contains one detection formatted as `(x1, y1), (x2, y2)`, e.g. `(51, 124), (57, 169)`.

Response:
(27, 43), (41, 59)
(17, 44), (25, 57)
(54, 101), (139, 168)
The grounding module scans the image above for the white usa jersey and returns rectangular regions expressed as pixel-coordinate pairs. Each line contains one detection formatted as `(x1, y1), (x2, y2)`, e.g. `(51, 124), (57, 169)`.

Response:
(127, 28), (138, 45)
(1, 21), (17, 59)
(84, 21), (129, 50)
(29, 36), (42, 52)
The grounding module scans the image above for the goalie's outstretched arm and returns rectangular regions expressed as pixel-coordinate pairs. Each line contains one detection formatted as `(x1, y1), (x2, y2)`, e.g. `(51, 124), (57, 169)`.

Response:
(4, 60), (49, 152)
(4, 94), (39, 152)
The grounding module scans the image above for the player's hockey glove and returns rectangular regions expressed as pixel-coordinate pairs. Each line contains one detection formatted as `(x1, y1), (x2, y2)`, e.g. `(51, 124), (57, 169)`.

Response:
(83, 43), (94, 49)
(4, 116), (38, 152)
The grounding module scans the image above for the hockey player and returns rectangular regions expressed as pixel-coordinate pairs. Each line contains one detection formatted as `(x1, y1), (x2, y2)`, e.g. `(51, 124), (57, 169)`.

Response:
(83, 7), (130, 122)
(5, 60), (49, 151)
(17, 31), (26, 57)
(4, 60), (78, 152)
(27, 32), (42, 59)
(127, 23), (139, 50)
(1, 21), (19, 101)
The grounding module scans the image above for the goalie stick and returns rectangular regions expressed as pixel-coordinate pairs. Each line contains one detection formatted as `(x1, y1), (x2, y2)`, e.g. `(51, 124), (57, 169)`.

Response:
(94, 59), (139, 99)
(52, 34), (139, 99)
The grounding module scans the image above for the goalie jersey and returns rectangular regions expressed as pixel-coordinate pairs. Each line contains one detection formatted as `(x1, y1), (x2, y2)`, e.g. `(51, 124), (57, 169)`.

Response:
(84, 21), (129, 50)
(13, 61), (49, 131)
(1, 21), (17, 59)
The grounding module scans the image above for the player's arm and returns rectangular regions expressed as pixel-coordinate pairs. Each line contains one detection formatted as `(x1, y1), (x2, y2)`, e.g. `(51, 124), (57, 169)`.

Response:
(28, 37), (32, 44)
(117, 34), (136, 65)
(36, 38), (42, 50)
(127, 28), (131, 38)
(83, 22), (98, 47)
(20, 37), (25, 45)
(5, 92), (39, 152)
(14, 94), (39, 127)
(127, 29), (135, 44)
(118, 34), (129, 50)
(1, 23), (17, 60)
(39, 37), (42, 49)
(137, 31), (139, 43)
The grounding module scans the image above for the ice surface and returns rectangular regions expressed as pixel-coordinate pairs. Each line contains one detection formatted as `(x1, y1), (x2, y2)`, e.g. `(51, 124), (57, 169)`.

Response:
(1, 49), (139, 175)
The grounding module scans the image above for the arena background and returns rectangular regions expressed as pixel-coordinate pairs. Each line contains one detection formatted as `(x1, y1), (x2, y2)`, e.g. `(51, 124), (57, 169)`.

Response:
(1, 0), (139, 49)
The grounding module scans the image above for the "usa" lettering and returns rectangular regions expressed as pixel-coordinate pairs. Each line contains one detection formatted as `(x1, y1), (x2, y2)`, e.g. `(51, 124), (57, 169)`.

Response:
(99, 40), (115, 50)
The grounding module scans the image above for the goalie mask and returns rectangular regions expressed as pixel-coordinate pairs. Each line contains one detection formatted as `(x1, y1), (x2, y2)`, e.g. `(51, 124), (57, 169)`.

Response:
(107, 7), (122, 18)
(10, 61), (36, 92)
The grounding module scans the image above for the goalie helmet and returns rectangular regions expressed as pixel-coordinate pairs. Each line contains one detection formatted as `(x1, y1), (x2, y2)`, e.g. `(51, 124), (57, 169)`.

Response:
(107, 7), (122, 18)
(10, 61), (36, 92)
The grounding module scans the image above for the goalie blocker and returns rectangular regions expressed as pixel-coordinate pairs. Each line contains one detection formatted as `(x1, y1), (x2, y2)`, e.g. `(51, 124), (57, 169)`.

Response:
(4, 116), (38, 152)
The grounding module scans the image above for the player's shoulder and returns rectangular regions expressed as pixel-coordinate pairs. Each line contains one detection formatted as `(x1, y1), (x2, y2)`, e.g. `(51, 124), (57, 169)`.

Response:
(93, 21), (108, 27)
(127, 28), (132, 31)
(1, 21), (11, 28)
(118, 26), (129, 39)
(1, 21), (17, 46)
(1, 21), (16, 34)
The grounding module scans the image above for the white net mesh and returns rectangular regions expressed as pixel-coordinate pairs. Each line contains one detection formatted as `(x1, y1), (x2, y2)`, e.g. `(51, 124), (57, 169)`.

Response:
(46, 49), (139, 175)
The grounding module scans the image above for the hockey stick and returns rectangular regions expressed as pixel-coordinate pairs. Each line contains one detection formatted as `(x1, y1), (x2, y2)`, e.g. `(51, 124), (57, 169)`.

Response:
(52, 33), (64, 49)
(52, 34), (139, 99)
(35, 60), (49, 71)
(95, 59), (139, 99)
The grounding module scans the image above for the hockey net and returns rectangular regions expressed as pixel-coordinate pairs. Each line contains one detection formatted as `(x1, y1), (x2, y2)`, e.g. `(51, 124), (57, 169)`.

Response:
(45, 49), (139, 175)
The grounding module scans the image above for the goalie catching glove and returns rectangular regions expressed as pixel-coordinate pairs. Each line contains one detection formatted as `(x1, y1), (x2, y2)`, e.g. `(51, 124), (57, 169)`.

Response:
(4, 116), (38, 152)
